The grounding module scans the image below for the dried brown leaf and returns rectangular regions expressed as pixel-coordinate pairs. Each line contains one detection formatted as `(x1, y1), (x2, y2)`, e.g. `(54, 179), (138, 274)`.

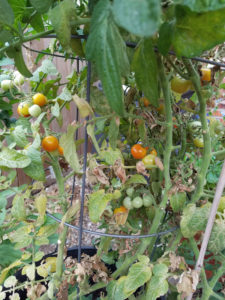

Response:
(155, 157), (164, 171)
(136, 161), (149, 177)
(176, 270), (199, 298)
(169, 252), (187, 272)
(113, 160), (126, 183)
(92, 166), (109, 185)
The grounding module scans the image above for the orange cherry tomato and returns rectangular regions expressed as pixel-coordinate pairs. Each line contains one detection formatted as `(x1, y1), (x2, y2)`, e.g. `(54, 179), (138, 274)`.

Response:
(42, 136), (59, 152)
(156, 103), (165, 115)
(32, 93), (47, 107)
(140, 97), (150, 107)
(150, 148), (157, 156)
(114, 206), (128, 215)
(131, 144), (147, 159)
(58, 145), (64, 155)
(200, 68), (211, 82)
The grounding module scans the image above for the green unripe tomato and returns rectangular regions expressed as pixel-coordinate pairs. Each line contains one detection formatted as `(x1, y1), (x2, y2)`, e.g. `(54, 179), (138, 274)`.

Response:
(28, 104), (41, 118)
(1, 79), (13, 91)
(126, 187), (134, 197)
(123, 197), (133, 210)
(113, 190), (122, 200)
(143, 195), (153, 207)
(13, 71), (25, 85)
(132, 197), (143, 209)
(146, 205), (155, 221)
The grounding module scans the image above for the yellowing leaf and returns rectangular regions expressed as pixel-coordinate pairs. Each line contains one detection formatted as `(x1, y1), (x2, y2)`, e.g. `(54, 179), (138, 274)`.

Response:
(88, 190), (113, 223)
(73, 95), (93, 118)
(0, 260), (22, 284)
(35, 194), (47, 217)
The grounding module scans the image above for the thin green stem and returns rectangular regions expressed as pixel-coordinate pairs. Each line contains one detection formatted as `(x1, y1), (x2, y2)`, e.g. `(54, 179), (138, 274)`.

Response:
(183, 58), (211, 204)
(209, 260), (225, 288)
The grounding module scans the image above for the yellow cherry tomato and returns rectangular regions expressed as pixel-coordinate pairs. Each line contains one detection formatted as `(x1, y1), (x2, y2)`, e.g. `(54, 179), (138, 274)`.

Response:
(150, 148), (157, 156)
(32, 93), (47, 107)
(17, 102), (30, 117)
(171, 77), (192, 94)
(193, 137), (204, 148)
(200, 68), (211, 82)
(142, 154), (156, 169)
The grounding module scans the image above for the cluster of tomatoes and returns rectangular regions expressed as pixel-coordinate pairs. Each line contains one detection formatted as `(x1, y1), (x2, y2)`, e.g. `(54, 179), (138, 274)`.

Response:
(1, 71), (25, 91)
(17, 93), (47, 118)
(131, 144), (157, 168)
(122, 187), (153, 209)
(16, 92), (64, 156)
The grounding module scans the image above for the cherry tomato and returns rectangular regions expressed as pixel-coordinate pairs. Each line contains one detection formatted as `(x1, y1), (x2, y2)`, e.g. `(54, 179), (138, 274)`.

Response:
(114, 206), (128, 214)
(143, 195), (153, 207)
(33, 93), (47, 107)
(112, 190), (121, 200)
(123, 197), (133, 210)
(200, 68), (211, 82)
(28, 104), (41, 117)
(156, 103), (165, 115)
(188, 121), (202, 134)
(132, 197), (143, 208)
(58, 145), (64, 156)
(193, 137), (204, 148)
(131, 144), (147, 159)
(126, 187), (134, 197)
(17, 102), (30, 117)
(142, 154), (156, 169)
(172, 117), (178, 129)
(42, 136), (59, 152)
(13, 71), (25, 85)
(140, 97), (150, 107)
(218, 196), (225, 213)
(150, 149), (157, 156)
(1, 79), (13, 91)
(171, 77), (191, 94)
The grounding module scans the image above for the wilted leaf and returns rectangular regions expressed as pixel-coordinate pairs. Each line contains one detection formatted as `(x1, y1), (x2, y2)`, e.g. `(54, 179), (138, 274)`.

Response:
(155, 157), (164, 171)
(73, 95), (93, 118)
(92, 166), (109, 185)
(113, 160), (126, 183)
(0, 260), (22, 284)
(60, 124), (81, 172)
(176, 270), (199, 298)
(87, 124), (100, 155)
(180, 204), (211, 238)
(136, 161), (149, 177)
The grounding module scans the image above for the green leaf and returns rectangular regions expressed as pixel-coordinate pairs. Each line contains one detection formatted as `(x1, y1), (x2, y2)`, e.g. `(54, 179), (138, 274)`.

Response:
(173, 6), (225, 57)
(30, 12), (45, 32)
(132, 39), (159, 107)
(107, 278), (135, 300)
(31, 59), (58, 82)
(6, 47), (32, 77)
(100, 148), (123, 165)
(152, 264), (168, 277)
(108, 117), (119, 150)
(87, 124), (101, 155)
(88, 190), (113, 223)
(208, 220), (225, 254)
(11, 194), (26, 221)
(86, 0), (129, 116)
(170, 192), (186, 213)
(49, 0), (77, 53)
(113, 0), (161, 37)
(23, 147), (45, 181)
(37, 224), (58, 238)
(59, 125), (81, 172)
(0, 0), (14, 25)
(174, 0), (225, 12)
(146, 276), (169, 300)
(51, 101), (60, 118)
(158, 21), (174, 56)
(125, 174), (147, 186)
(30, 0), (53, 13)
(0, 240), (22, 268)
(57, 87), (72, 102)
(11, 125), (28, 148)
(180, 204), (211, 238)
(124, 262), (152, 294)
(0, 148), (31, 168)
(90, 86), (112, 116)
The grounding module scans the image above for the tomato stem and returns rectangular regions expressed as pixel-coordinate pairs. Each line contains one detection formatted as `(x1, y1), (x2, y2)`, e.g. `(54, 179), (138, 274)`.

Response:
(183, 58), (212, 204)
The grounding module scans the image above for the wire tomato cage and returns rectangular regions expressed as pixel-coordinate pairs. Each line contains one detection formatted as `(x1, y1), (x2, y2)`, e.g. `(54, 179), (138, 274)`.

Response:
(23, 34), (225, 298)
